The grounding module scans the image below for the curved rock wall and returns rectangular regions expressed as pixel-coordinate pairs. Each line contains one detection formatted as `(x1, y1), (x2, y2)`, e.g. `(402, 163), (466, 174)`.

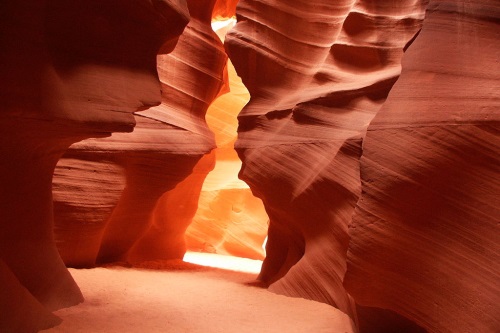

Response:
(0, 1), (189, 331)
(2, 1), (497, 332)
(225, 0), (428, 319)
(344, 1), (500, 333)
(53, 0), (227, 267)
(213, 0), (239, 19)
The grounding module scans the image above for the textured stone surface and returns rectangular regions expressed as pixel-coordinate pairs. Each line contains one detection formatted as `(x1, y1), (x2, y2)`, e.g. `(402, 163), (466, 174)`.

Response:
(2, 0), (497, 332)
(225, 0), (428, 320)
(344, 1), (500, 333)
(0, 1), (189, 331)
(213, 0), (238, 18)
(53, 0), (227, 267)
(126, 153), (216, 264)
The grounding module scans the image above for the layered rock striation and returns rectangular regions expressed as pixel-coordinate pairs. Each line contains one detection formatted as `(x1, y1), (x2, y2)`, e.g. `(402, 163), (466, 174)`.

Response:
(213, 0), (239, 19)
(225, 0), (428, 320)
(53, 0), (227, 267)
(344, 1), (500, 332)
(2, 1), (497, 332)
(0, 1), (189, 332)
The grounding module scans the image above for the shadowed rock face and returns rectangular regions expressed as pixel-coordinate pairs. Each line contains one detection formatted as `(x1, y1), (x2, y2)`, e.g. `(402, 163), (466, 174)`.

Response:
(225, 0), (428, 320)
(0, 0), (189, 133)
(53, 0), (227, 267)
(344, 1), (500, 333)
(0, 1), (189, 332)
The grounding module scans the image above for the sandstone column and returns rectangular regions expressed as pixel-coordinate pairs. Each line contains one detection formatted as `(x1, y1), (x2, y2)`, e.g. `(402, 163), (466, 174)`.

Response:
(0, 1), (189, 331)
(344, 1), (500, 332)
(225, 0), (428, 322)
(52, 0), (228, 267)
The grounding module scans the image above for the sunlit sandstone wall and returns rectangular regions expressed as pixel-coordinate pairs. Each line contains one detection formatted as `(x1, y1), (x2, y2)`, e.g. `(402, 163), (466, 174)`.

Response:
(53, 0), (227, 267)
(225, 0), (428, 321)
(177, 7), (269, 261)
(186, 55), (268, 260)
(0, 1), (189, 332)
(344, 1), (500, 333)
(213, 0), (239, 19)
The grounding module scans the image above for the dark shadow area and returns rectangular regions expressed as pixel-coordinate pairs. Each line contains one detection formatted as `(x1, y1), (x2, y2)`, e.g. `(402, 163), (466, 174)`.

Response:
(357, 304), (428, 333)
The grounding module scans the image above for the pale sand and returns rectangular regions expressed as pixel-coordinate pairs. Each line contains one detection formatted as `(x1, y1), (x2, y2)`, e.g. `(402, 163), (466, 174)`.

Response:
(42, 256), (354, 333)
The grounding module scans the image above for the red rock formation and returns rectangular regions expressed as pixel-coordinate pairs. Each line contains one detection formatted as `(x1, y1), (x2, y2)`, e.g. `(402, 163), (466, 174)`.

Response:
(0, 1), (189, 331)
(344, 1), (500, 333)
(213, 0), (238, 19)
(127, 153), (216, 263)
(53, 0), (227, 267)
(0, 259), (61, 332)
(225, 0), (428, 320)
(53, 158), (126, 267)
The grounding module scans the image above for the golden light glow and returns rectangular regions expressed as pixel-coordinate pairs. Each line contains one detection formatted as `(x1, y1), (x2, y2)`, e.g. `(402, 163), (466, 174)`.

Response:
(183, 19), (269, 266)
(183, 251), (263, 274)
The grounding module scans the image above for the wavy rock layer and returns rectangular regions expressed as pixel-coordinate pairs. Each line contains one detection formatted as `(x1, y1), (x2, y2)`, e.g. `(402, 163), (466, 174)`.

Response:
(344, 1), (500, 333)
(1, 1), (189, 332)
(226, 0), (428, 319)
(126, 153), (217, 264)
(53, 0), (226, 267)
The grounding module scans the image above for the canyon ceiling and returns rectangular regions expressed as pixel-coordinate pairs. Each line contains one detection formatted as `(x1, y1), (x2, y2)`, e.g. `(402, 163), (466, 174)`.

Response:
(0, 0), (498, 333)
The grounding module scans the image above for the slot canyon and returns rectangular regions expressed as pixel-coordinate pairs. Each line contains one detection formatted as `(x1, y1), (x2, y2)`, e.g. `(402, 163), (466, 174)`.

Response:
(0, 0), (498, 332)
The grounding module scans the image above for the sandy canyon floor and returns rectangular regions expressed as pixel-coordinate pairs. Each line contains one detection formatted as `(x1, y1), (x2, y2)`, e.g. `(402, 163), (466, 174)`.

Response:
(42, 253), (354, 333)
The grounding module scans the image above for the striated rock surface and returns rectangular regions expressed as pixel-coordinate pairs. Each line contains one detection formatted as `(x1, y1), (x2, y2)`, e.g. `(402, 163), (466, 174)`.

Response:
(225, 0), (428, 320)
(127, 153), (216, 263)
(0, 1), (189, 332)
(344, 1), (500, 333)
(53, 0), (227, 267)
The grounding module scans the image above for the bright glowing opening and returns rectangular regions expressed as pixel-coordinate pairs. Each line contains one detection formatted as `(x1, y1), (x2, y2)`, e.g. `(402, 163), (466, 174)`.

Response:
(183, 252), (262, 274)
(183, 18), (268, 272)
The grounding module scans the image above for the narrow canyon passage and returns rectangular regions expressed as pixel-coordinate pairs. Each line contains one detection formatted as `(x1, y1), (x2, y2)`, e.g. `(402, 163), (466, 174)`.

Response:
(1, 1), (498, 333)
(46, 18), (301, 333)
(183, 26), (269, 263)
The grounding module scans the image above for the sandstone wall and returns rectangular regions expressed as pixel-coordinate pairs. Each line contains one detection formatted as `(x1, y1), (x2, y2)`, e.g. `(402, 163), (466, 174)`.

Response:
(0, 1), (189, 331)
(225, 0), (428, 320)
(227, 1), (499, 332)
(2, 1), (498, 332)
(344, 1), (500, 332)
(53, 0), (227, 267)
